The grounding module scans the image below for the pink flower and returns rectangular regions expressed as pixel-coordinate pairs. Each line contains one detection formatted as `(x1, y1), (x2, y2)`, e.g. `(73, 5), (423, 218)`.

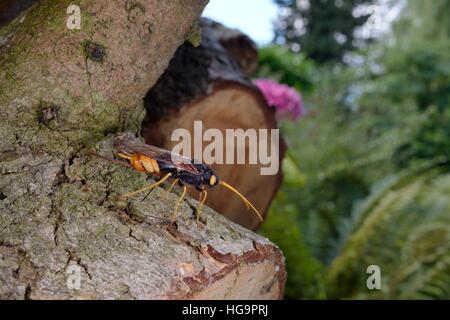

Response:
(254, 79), (305, 121)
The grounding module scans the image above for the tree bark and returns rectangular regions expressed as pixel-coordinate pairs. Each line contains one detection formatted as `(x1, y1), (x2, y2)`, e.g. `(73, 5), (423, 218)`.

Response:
(0, 1), (286, 299)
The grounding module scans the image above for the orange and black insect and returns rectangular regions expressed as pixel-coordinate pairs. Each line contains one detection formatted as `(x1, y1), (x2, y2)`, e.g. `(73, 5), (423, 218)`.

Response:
(92, 133), (263, 224)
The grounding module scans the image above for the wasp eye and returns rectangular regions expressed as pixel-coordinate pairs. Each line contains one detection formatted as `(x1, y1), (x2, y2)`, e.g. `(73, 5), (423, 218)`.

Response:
(209, 175), (217, 186)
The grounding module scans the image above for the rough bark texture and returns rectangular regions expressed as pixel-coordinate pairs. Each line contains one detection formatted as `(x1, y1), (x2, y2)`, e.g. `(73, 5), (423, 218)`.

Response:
(142, 19), (285, 230)
(0, 1), (286, 299)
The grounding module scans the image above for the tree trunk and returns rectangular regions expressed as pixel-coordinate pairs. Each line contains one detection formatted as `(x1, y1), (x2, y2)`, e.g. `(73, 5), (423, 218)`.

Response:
(142, 18), (285, 230)
(0, 1), (286, 299)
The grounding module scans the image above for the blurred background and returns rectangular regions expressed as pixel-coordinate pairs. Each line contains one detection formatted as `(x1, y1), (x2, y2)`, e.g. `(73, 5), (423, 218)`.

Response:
(204, 0), (450, 299)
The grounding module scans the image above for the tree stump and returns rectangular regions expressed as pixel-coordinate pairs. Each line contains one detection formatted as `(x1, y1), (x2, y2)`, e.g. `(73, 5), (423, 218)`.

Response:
(142, 18), (285, 230)
(0, 1), (286, 299)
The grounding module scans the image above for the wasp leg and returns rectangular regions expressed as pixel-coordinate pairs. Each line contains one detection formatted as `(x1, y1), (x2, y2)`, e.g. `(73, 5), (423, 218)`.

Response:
(143, 177), (180, 202)
(196, 190), (207, 222)
(121, 173), (172, 198)
(166, 178), (179, 194)
(158, 178), (180, 203)
(141, 174), (162, 201)
(170, 185), (187, 226)
(141, 187), (155, 201)
(141, 178), (159, 201)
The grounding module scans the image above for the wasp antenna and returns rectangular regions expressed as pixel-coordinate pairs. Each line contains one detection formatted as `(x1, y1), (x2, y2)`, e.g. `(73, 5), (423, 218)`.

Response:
(219, 181), (263, 222)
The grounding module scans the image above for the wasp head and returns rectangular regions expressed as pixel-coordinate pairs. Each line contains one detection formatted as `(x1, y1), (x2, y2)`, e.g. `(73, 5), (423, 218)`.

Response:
(193, 163), (219, 187)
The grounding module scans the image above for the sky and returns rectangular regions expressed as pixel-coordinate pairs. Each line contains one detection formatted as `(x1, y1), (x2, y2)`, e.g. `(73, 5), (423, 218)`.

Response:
(202, 0), (403, 47)
(202, 0), (278, 45)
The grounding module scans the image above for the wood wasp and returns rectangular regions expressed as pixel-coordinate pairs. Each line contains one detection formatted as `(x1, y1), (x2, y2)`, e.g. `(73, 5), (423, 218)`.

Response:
(91, 133), (263, 224)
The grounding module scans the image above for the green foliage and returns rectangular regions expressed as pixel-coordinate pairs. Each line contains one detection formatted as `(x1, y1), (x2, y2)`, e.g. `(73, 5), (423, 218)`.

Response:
(258, 0), (450, 299)
(257, 46), (315, 93)
(260, 194), (326, 299)
(276, 61), (420, 260)
(392, 0), (450, 42)
(273, 0), (375, 64)
(363, 0), (450, 167)
(359, 41), (450, 113)
(327, 166), (450, 299)
(260, 154), (324, 299)
(355, 1), (450, 113)
(394, 108), (450, 167)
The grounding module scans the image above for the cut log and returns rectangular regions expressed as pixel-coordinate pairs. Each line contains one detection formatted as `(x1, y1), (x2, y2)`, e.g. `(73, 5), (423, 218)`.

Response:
(0, 0), (37, 28)
(202, 19), (259, 76)
(0, 1), (286, 299)
(142, 19), (285, 231)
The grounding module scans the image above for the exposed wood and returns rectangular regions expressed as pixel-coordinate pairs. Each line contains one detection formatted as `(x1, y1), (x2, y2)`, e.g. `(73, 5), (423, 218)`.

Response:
(142, 18), (285, 230)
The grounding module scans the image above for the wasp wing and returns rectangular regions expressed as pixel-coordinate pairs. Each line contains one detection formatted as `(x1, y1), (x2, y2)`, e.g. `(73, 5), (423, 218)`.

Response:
(114, 134), (201, 174)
